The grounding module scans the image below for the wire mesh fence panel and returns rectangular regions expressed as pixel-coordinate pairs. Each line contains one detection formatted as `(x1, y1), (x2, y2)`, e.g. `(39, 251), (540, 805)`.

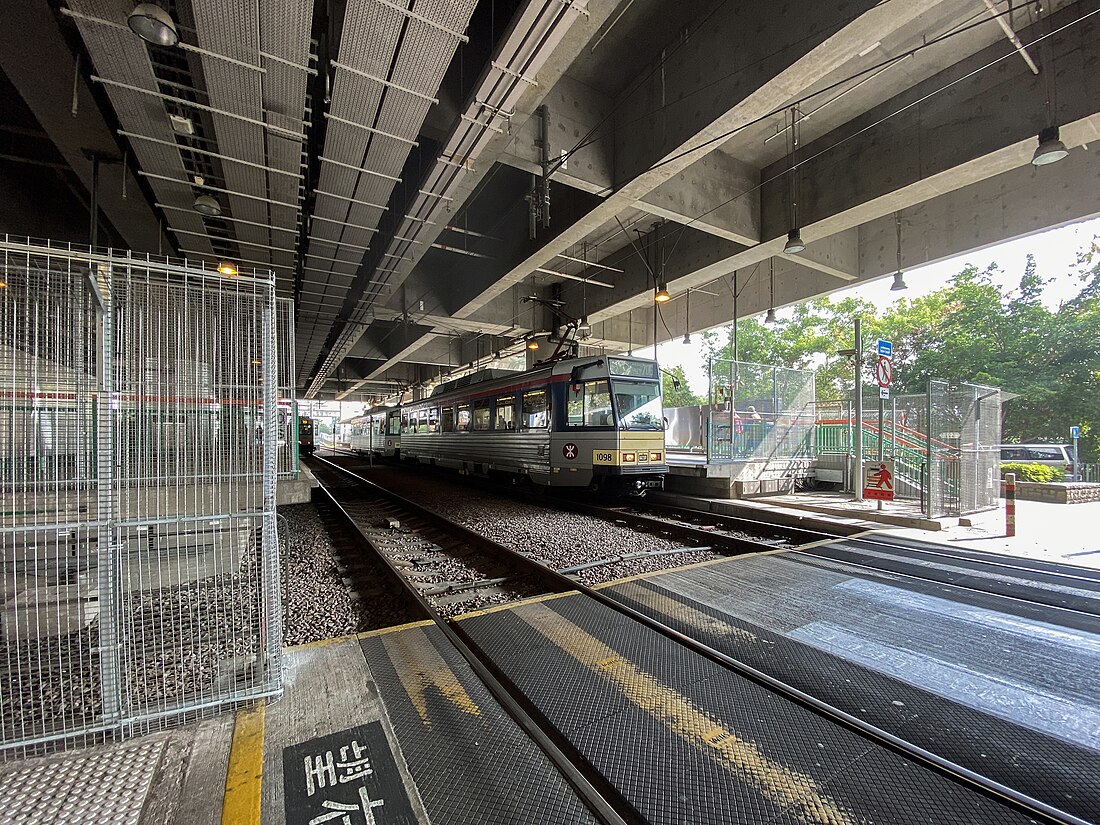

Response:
(0, 243), (106, 751)
(0, 237), (282, 755)
(276, 298), (297, 479)
(705, 359), (815, 464)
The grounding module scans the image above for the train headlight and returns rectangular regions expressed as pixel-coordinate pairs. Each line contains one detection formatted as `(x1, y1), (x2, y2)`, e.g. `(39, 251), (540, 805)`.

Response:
(622, 452), (636, 462)
(650, 451), (662, 461)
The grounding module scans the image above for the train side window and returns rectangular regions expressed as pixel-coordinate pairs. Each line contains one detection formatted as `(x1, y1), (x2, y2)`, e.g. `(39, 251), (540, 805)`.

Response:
(389, 413), (401, 435)
(441, 406), (455, 432)
(520, 389), (549, 429)
(428, 407), (440, 433)
(457, 402), (471, 431)
(495, 395), (515, 430)
(472, 398), (491, 431)
(401, 412), (410, 433)
(567, 380), (613, 427)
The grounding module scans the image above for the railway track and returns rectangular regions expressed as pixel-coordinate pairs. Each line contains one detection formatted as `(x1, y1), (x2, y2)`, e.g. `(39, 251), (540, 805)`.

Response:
(304, 454), (1089, 825)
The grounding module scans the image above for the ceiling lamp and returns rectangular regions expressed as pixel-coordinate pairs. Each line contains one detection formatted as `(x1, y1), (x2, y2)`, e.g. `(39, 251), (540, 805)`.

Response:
(1031, 126), (1069, 166)
(890, 211), (907, 291)
(193, 194), (222, 217)
(217, 260), (238, 277)
(127, 3), (180, 47)
(654, 283), (671, 303)
(683, 332), (692, 344)
(783, 229), (805, 255)
(765, 258), (777, 323)
(577, 316), (591, 340)
(783, 105), (806, 255)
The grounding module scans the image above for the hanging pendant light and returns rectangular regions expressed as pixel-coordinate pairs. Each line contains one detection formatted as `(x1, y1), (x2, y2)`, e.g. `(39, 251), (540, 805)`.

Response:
(783, 229), (805, 255)
(765, 258), (777, 323)
(128, 3), (180, 47)
(193, 194), (222, 217)
(577, 315), (591, 340)
(1032, 126), (1069, 166)
(890, 211), (907, 291)
(783, 105), (805, 255)
(217, 260), (238, 276)
(654, 283), (671, 303)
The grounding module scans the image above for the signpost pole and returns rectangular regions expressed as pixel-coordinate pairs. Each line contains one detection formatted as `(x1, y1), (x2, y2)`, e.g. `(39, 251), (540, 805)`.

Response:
(877, 395), (884, 510)
(854, 318), (863, 502)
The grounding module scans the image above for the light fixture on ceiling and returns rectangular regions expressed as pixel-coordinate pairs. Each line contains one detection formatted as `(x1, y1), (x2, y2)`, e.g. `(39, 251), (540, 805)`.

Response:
(654, 283), (671, 303)
(193, 194), (222, 217)
(1032, 125), (1069, 166)
(577, 315), (591, 340)
(890, 211), (908, 291)
(1032, 9), (1068, 167)
(683, 287), (691, 343)
(127, 2), (180, 47)
(783, 229), (805, 255)
(784, 105), (805, 255)
(765, 258), (777, 323)
(527, 338), (539, 351)
(217, 260), (238, 277)
(168, 114), (194, 135)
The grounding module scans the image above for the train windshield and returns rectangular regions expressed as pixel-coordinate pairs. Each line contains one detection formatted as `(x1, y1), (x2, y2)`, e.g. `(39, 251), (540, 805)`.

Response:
(612, 381), (663, 430)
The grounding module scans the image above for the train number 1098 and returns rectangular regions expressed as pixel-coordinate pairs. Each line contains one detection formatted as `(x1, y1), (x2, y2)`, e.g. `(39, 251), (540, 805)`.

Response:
(593, 451), (617, 464)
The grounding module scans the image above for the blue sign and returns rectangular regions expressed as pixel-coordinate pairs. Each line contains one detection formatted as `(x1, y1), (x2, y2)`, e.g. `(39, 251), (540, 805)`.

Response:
(1071, 425), (1080, 439)
(877, 339), (893, 357)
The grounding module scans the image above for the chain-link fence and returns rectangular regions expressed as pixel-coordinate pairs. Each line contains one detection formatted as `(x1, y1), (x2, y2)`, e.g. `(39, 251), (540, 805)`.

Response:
(816, 379), (1001, 517)
(0, 237), (282, 755)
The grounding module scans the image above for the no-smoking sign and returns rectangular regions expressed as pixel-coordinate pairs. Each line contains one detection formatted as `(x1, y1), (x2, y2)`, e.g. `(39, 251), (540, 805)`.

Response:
(875, 356), (892, 388)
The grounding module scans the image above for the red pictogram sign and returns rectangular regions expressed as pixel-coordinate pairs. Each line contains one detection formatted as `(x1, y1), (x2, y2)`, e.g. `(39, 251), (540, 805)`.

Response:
(562, 442), (578, 460)
(875, 356), (893, 388)
(863, 460), (896, 501)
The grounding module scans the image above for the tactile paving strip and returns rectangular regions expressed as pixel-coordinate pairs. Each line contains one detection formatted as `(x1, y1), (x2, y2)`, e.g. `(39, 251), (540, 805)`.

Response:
(461, 594), (1037, 824)
(604, 577), (1100, 822)
(361, 624), (599, 825)
(0, 737), (166, 825)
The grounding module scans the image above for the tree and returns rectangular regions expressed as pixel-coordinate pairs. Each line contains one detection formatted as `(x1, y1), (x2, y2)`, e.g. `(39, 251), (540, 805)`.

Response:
(662, 364), (704, 408)
(688, 243), (1100, 460)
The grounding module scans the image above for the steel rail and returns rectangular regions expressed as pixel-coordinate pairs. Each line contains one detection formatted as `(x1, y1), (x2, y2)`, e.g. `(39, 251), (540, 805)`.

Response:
(313, 455), (1089, 825)
(308, 458), (641, 825)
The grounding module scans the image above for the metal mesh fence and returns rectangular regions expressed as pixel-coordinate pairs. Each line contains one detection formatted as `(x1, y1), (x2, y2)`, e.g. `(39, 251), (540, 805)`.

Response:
(703, 359), (816, 464)
(276, 298), (298, 479)
(815, 380), (1001, 517)
(0, 237), (282, 755)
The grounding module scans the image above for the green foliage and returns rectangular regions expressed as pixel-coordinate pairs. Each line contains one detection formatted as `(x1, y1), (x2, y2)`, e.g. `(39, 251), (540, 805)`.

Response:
(662, 364), (704, 408)
(1000, 462), (1061, 483)
(697, 243), (1100, 461)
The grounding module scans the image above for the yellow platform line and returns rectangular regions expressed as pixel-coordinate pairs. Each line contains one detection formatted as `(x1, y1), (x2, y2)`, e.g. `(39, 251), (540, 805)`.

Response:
(222, 701), (266, 825)
(515, 603), (856, 824)
(286, 619), (436, 651)
(453, 589), (579, 621)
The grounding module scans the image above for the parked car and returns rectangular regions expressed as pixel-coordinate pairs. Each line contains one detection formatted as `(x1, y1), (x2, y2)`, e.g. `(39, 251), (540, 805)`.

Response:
(998, 443), (1076, 478)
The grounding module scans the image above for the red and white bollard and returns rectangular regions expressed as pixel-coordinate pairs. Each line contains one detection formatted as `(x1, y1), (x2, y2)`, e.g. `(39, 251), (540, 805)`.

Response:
(1005, 472), (1016, 537)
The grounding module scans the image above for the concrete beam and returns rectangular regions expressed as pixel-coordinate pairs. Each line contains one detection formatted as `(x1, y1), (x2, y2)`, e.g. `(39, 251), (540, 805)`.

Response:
(760, 1), (1100, 242)
(0, 1), (170, 254)
(450, 0), (939, 321)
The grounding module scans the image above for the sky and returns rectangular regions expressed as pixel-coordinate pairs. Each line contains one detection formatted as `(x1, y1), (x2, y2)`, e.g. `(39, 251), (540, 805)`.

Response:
(643, 215), (1100, 395)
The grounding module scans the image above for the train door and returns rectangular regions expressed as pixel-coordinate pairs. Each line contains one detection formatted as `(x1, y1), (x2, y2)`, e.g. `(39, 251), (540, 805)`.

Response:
(549, 378), (614, 487)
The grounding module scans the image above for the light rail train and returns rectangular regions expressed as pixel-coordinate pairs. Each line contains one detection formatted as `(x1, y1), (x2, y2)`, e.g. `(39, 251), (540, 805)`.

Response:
(339, 355), (667, 495)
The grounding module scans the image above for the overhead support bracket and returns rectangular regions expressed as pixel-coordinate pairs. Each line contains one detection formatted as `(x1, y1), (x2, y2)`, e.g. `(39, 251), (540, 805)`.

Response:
(368, 0), (471, 41)
(323, 112), (419, 146)
(330, 61), (439, 103)
(90, 76), (303, 141)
